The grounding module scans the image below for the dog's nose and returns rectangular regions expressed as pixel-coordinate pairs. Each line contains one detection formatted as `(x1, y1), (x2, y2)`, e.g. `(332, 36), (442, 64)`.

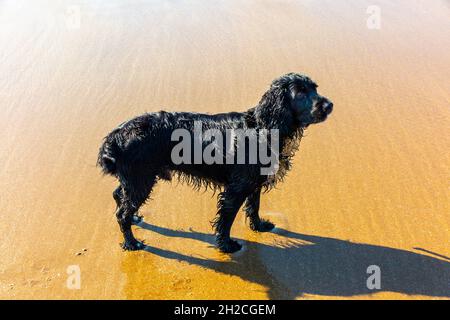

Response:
(323, 101), (333, 115)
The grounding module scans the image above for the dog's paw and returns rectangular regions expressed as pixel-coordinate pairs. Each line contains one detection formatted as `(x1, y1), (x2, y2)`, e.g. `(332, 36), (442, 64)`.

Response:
(251, 219), (275, 232)
(218, 239), (242, 254)
(131, 214), (143, 225)
(121, 239), (145, 251)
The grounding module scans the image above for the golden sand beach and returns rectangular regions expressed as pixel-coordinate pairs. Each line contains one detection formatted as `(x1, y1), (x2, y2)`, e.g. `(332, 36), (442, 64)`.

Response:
(0, 0), (449, 299)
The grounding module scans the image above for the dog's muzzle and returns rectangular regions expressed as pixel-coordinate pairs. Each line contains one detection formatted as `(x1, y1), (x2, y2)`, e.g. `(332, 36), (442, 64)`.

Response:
(322, 100), (333, 115)
(313, 98), (333, 123)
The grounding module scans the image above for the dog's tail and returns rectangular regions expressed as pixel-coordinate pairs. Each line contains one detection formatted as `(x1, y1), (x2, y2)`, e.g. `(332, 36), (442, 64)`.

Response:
(97, 134), (120, 176)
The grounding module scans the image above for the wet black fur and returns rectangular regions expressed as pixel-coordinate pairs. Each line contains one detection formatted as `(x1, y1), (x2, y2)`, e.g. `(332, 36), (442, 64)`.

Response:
(98, 73), (333, 253)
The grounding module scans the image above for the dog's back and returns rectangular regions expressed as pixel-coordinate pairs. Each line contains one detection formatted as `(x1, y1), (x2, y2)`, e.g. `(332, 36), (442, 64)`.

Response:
(97, 110), (250, 179)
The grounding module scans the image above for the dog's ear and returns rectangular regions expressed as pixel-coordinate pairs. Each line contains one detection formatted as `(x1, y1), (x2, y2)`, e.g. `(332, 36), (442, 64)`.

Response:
(287, 83), (302, 100)
(254, 86), (294, 134)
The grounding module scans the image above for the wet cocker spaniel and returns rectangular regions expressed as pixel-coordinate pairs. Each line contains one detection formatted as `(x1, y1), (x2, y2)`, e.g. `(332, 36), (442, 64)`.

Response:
(98, 73), (333, 253)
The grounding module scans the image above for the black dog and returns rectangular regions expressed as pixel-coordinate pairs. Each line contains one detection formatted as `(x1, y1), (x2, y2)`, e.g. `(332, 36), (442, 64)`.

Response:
(98, 73), (333, 253)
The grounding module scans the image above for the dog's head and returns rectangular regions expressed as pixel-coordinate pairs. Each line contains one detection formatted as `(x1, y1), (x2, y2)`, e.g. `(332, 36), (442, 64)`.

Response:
(272, 73), (333, 128)
(284, 73), (333, 127)
(255, 73), (333, 131)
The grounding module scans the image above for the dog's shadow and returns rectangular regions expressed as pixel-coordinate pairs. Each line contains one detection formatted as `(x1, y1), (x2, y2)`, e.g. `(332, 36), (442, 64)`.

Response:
(137, 222), (450, 299)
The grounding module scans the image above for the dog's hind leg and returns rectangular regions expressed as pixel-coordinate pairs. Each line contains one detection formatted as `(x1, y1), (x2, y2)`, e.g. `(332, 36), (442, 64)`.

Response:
(213, 185), (248, 253)
(113, 186), (143, 225)
(244, 188), (275, 232)
(113, 186), (122, 207)
(116, 175), (157, 251)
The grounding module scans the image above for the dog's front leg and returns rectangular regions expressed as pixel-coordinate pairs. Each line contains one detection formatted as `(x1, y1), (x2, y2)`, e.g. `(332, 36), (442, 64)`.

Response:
(214, 186), (247, 253)
(245, 188), (275, 232)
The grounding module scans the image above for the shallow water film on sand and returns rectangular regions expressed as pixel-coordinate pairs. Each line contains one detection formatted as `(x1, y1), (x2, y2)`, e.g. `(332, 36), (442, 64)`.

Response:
(0, 0), (449, 299)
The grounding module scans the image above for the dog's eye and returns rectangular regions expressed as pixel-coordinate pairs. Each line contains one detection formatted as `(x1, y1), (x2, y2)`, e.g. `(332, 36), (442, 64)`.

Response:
(297, 86), (308, 94)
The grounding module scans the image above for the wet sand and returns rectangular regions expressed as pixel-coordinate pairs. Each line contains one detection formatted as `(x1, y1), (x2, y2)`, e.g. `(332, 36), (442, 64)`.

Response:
(1, 0), (449, 299)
